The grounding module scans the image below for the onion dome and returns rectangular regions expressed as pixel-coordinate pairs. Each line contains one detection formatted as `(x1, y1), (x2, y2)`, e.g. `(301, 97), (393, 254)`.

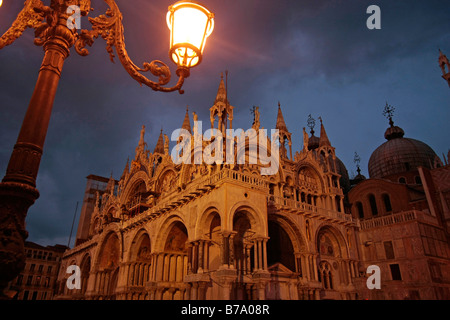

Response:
(368, 104), (442, 179)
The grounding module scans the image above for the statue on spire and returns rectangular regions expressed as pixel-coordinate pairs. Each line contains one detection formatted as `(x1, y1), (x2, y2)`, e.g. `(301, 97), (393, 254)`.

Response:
(139, 125), (146, 146)
(354, 152), (361, 175)
(302, 127), (309, 151)
(438, 49), (450, 88)
(307, 114), (316, 135)
(136, 125), (148, 160)
(251, 106), (260, 130)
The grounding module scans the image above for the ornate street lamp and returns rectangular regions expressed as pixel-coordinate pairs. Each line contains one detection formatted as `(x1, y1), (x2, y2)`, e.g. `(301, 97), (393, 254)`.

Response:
(0, 0), (214, 298)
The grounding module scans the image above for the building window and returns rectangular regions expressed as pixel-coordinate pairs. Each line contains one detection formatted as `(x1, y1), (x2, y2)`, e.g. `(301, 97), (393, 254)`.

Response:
(30, 264), (35, 272)
(31, 291), (37, 300)
(26, 276), (33, 286)
(44, 277), (50, 288)
(368, 194), (378, 216)
(318, 261), (333, 290)
(356, 202), (364, 219)
(383, 194), (392, 213)
(415, 176), (422, 184)
(38, 265), (43, 273)
(399, 177), (406, 184)
(47, 266), (53, 274)
(384, 241), (395, 259)
(16, 275), (23, 286)
(23, 291), (29, 300)
(390, 264), (402, 280)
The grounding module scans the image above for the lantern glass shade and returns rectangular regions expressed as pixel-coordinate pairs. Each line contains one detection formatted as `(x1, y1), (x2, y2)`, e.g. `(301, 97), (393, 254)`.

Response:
(167, 1), (214, 68)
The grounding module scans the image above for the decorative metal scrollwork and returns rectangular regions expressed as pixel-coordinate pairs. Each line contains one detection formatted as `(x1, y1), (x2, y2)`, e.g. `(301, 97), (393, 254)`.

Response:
(0, 0), (189, 94)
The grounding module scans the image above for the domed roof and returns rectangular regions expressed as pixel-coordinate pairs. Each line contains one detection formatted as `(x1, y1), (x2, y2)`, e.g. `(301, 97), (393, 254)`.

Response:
(368, 124), (442, 179)
(308, 134), (320, 150)
(335, 156), (351, 192)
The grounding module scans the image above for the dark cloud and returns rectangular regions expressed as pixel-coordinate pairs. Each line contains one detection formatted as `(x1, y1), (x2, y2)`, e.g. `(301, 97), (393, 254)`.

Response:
(0, 0), (449, 246)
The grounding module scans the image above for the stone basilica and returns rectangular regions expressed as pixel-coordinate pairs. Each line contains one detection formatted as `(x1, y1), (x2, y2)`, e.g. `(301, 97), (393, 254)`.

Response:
(54, 76), (450, 300)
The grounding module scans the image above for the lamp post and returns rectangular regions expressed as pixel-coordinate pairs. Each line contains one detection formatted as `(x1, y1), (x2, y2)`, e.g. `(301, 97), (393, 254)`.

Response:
(0, 0), (214, 298)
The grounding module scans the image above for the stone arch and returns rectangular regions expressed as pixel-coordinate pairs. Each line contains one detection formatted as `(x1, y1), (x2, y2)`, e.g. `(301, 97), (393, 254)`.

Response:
(195, 208), (223, 273)
(127, 229), (152, 288)
(128, 228), (152, 262)
(96, 231), (121, 271)
(80, 253), (91, 294)
(153, 217), (189, 292)
(315, 224), (348, 259)
(267, 223), (293, 272)
(154, 214), (189, 253)
(195, 204), (222, 239)
(121, 170), (150, 203)
(228, 202), (266, 236)
(296, 163), (326, 194)
(94, 231), (121, 299)
(155, 168), (178, 198)
(315, 224), (349, 291)
(268, 214), (307, 253)
(103, 203), (120, 223)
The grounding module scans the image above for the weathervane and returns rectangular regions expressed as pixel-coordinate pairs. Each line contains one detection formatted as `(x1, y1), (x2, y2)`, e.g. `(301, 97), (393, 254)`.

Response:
(383, 102), (395, 127)
(307, 114), (316, 135)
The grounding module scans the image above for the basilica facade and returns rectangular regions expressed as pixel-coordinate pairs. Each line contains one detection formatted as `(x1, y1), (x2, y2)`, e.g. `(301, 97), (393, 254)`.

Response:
(54, 77), (450, 300)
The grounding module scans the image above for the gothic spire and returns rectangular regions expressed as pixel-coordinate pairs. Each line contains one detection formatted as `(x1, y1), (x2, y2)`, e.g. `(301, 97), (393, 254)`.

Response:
(182, 106), (192, 134)
(214, 72), (228, 104)
(276, 102), (288, 132)
(121, 157), (129, 180)
(318, 116), (331, 147)
(154, 129), (165, 154)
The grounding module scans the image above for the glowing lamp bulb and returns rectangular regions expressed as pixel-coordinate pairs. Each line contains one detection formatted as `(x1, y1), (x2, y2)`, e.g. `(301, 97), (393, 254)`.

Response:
(167, 1), (214, 68)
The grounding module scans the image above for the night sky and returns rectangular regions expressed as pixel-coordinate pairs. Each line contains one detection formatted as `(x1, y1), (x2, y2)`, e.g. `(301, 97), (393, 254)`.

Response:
(0, 0), (449, 247)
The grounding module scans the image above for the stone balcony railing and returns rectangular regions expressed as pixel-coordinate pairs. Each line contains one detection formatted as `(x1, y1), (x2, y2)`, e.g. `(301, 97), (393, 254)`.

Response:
(358, 210), (438, 230)
(268, 195), (353, 225)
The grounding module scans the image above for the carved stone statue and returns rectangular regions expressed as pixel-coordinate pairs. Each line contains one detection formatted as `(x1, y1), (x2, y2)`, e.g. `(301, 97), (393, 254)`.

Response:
(303, 127), (309, 151)
(164, 134), (169, 155)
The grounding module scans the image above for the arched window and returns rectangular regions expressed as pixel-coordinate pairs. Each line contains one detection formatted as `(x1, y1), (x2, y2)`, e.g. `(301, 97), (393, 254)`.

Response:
(415, 176), (422, 185)
(368, 194), (378, 216)
(399, 177), (406, 184)
(356, 202), (364, 219)
(319, 261), (333, 290)
(383, 194), (392, 213)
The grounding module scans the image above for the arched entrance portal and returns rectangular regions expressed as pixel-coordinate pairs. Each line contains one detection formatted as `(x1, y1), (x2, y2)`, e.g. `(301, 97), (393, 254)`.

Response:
(157, 221), (189, 300)
(96, 233), (120, 299)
